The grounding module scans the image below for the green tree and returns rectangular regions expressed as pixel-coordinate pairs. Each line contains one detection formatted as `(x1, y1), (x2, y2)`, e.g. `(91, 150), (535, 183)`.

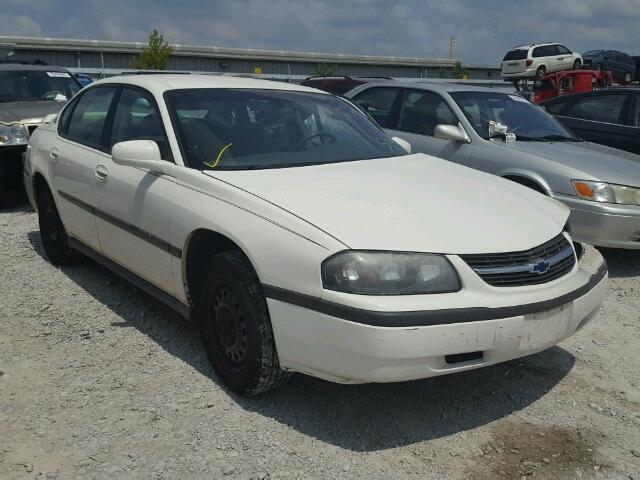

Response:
(451, 61), (469, 80)
(315, 63), (337, 76)
(133, 29), (172, 70)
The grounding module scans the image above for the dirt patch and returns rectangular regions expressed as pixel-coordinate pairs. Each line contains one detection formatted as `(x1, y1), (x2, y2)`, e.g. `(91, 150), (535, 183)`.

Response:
(469, 421), (605, 479)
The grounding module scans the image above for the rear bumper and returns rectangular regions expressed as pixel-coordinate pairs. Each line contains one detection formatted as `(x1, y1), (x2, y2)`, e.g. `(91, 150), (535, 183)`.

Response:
(267, 249), (607, 384)
(553, 193), (640, 249)
(502, 67), (537, 79)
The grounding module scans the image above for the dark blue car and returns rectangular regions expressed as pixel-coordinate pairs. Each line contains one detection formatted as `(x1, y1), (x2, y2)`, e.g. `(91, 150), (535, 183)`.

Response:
(582, 50), (636, 83)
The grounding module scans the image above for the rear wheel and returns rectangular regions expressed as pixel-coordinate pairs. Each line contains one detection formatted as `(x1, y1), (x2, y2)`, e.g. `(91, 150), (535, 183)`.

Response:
(195, 251), (290, 396)
(535, 66), (546, 78)
(624, 72), (632, 84)
(36, 184), (83, 265)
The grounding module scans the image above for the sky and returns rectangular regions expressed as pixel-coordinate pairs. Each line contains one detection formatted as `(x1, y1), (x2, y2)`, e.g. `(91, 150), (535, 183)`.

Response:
(1, 0), (640, 64)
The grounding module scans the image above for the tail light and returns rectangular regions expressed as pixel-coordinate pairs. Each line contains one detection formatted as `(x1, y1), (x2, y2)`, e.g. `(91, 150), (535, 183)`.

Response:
(526, 59), (533, 66)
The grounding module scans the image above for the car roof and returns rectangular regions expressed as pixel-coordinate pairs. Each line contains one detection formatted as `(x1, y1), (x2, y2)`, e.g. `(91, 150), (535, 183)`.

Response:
(0, 64), (70, 72)
(510, 42), (559, 50)
(90, 74), (328, 95)
(357, 81), (508, 95)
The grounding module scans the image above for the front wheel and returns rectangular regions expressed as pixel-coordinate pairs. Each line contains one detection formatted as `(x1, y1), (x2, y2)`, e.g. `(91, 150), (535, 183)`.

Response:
(36, 184), (83, 265)
(195, 251), (291, 396)
(573, 59), (581, 70)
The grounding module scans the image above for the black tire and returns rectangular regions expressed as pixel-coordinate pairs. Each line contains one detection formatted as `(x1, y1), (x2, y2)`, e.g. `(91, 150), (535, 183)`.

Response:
(573, 59), (581, 70)
(195, 251), (290, 396)
(36, 184), (84, 265)
(535, 66), (546, 78)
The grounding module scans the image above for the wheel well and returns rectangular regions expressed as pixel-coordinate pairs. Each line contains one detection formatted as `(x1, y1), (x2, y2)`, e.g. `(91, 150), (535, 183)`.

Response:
(503, 175), (547, 195)
(184, 229), (250, 307)
(32, 173), (49, 208)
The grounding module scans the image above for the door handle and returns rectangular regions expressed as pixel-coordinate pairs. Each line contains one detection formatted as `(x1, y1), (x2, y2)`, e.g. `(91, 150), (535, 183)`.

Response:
(49, 147), (59, 161)
(95, 165), (109, 181)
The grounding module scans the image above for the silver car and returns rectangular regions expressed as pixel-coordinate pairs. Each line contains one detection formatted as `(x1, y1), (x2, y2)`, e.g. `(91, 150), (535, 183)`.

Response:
(346, 83), (640, 250)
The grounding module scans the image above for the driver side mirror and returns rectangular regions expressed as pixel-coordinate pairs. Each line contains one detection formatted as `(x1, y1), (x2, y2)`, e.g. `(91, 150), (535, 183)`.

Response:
(434, 124), (470, 143)
(391, 136), (411, 154)
(112, 140), (176, 177)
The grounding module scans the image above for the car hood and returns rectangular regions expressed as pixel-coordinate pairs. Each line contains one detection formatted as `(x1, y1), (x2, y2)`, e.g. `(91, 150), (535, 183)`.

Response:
(496, 140), (640, 187)
(205, 154), (569, 254)
(0, 101), (65, 124)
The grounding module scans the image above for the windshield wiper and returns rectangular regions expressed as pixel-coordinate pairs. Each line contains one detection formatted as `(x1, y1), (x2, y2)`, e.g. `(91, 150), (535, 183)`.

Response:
(512, 135), (544, 142)
(539, 134), (578, 142)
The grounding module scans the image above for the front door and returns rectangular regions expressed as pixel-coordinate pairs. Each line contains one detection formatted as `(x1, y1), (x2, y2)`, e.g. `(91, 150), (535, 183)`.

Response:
(384, 89), (472, 165)
(93, 86), (177, 295)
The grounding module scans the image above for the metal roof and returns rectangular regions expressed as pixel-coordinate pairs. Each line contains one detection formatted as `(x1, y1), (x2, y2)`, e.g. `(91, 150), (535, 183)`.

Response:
(0, 35), (459, 68)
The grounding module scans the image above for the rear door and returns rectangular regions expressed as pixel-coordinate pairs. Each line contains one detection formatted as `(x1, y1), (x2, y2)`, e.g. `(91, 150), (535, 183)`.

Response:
(554, 92), (636, 152)
(385, 88), (472, 164)
(53, 86), (117, 251)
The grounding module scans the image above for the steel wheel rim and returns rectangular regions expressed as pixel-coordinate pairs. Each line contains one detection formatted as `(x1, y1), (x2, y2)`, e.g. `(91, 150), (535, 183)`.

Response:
(211, 286), (248, 365)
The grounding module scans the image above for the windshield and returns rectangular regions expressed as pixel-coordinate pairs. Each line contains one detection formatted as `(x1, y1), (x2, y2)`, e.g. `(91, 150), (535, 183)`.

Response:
(0, 70), (81, 102)
(583, 50), (604, 57)
(450, 91), (578, 142)
(165, 88), (406, 170)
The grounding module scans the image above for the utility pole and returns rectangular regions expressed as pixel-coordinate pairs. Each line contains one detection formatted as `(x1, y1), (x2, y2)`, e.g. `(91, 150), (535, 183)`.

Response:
(448, 36), (456, 59)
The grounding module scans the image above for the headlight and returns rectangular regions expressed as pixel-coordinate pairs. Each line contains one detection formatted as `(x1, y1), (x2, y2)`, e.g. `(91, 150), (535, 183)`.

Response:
(572, 180), (640, 206)
(0, 123), (28, 146)
(322, 251), (461, 295)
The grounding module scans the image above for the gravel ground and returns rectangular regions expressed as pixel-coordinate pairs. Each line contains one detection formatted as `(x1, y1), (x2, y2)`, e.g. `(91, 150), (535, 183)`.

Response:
(1, 205), (639, 480)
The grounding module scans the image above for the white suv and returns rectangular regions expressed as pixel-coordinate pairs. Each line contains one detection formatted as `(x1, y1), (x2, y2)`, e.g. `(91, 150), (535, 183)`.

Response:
(24, 75), (607, 395)
(502, 43), (582, 79)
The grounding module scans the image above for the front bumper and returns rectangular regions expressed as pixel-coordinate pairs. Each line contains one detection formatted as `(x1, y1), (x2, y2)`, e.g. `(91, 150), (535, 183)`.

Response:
(553, 193), (640, 249)
(267, 246), (607, 384)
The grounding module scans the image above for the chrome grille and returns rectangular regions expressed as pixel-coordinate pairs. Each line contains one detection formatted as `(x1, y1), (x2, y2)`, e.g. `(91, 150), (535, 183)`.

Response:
(461, 234), (576, 287)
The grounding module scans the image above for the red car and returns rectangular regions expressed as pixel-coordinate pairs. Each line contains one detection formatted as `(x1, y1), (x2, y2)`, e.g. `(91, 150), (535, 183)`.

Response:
(532, 70), (613, 103)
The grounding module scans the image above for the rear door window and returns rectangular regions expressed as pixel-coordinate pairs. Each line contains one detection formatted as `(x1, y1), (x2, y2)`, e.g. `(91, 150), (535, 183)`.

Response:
(65, 86), (117, 151)
(352, 87), (401, 128)
(564, 94), (627, 124)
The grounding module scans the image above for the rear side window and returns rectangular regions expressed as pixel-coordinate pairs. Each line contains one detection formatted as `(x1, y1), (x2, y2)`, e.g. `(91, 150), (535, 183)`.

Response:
(503, 50), (528, 61)
(565, 94), (627, 124)
(533, 45), (557, 58)
(352, 87), (400, 127)
(65, 87), (117, 150)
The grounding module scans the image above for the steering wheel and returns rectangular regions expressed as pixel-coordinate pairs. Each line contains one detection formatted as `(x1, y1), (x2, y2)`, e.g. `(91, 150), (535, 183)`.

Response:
(294, 131), (337, 149)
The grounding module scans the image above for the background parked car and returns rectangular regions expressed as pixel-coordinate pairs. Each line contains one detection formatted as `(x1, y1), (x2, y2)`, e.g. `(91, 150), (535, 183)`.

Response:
(541, 88), (640, 155)
(346, 82), (640, 249)
(581, 50), (636, 83)
(0, 62), (81, 206)
(502, 43), (582, 79)
(72, 73), (93, 87)
(300, 76), (393, 95)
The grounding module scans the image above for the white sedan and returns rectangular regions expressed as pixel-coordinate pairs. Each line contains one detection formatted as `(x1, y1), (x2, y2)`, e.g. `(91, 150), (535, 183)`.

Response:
(24, 75), (608, 395)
